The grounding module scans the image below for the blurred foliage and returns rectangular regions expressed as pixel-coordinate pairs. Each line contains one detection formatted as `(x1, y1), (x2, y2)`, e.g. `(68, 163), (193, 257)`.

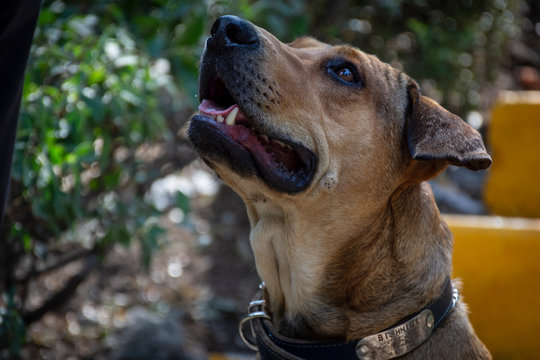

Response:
(0, 0), (528, 357)
(308, 0), (526, 114)
(10, 7), (173, 261)
(0, 290), (26, 357)
(1, 0), (205, 357)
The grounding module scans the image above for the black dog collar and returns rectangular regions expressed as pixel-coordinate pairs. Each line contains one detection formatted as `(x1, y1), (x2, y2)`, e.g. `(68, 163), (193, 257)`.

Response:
(239, 278), (458, 360)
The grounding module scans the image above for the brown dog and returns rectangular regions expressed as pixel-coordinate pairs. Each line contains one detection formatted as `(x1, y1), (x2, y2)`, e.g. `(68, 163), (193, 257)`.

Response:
(189, 15), (492, 359)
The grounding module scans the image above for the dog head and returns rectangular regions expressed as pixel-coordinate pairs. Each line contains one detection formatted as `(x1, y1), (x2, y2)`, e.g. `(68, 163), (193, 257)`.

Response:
(188, 15), (491, 208)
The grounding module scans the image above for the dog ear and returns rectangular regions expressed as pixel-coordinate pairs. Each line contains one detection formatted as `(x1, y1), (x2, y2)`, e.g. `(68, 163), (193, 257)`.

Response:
(406, 81), (491, 171)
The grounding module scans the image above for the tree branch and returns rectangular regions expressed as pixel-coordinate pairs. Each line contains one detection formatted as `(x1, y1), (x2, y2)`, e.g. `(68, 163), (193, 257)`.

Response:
(16, 248), (94, 285)
(21, 254), (98, 325)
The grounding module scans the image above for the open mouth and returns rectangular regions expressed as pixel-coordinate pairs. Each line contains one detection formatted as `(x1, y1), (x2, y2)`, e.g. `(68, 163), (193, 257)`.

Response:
(189, 75), (317, 194)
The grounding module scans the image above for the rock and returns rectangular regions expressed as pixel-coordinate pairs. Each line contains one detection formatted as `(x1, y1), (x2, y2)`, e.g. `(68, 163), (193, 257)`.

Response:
(430, 180), (486, 215)
(110, 307), (193, 360)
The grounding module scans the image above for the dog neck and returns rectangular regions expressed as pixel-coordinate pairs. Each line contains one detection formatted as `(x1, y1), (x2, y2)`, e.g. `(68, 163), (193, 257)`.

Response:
(243, 181), (453, 341)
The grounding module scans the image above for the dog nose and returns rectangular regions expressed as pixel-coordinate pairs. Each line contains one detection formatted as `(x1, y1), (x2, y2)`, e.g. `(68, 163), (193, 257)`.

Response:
(210, 15), (259, 49)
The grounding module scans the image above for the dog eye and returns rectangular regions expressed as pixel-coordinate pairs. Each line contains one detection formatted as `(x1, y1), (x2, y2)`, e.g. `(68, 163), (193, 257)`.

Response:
(336, 67), (355, 82)
(327, 62), (362, 86)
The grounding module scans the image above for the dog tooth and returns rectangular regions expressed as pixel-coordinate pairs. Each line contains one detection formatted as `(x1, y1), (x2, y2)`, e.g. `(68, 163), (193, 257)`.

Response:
(226, 107), (239, 125)
(261, 135), (269, 142)
(217, 115), (224, 123)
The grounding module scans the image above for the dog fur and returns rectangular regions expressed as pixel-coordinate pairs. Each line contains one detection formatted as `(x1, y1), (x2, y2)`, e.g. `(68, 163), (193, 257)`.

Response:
(189, 16), (492, 359)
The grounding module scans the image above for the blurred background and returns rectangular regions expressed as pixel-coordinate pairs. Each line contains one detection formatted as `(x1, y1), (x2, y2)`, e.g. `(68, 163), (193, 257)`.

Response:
(1, 0), (539, 359)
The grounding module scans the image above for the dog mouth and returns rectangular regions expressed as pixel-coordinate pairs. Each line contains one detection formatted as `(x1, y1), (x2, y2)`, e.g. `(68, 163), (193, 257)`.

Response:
(189, 75), (317, 194)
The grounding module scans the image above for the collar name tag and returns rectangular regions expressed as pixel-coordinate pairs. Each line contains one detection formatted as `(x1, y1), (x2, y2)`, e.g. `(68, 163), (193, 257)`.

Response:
(355, 309), (435, 360)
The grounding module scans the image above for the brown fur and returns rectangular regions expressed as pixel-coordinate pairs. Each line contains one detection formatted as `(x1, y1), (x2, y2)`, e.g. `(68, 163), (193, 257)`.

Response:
(192, 19), (492, 359)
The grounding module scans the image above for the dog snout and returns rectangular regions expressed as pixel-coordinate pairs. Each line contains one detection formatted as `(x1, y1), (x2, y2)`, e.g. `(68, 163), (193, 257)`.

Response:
(209, 15), (259, 50)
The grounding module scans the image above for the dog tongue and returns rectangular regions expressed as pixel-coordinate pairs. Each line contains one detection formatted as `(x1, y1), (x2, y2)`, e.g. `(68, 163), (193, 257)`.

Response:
(225, 123), (277, 167)
(199, 99), (301, 174)
(229, 129), (300, 175)
(199, 99), (236, 115)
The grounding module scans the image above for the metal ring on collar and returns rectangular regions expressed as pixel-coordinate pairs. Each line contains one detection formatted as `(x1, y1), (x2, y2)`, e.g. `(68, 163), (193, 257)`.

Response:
(239, 311), (271, 351)
(451, 287), (459, 307)
(248, 299), (266, 312)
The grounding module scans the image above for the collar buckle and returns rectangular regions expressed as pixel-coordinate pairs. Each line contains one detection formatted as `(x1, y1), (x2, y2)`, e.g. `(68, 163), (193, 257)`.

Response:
(239, 298), (270, 351)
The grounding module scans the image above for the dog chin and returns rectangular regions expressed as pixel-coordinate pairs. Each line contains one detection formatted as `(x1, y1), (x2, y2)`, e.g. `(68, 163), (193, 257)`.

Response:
(188, 110), (317, 194)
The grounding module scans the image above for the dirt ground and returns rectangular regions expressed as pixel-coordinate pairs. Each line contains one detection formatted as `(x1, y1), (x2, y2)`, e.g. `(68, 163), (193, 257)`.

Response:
(21, 162), (259, 360)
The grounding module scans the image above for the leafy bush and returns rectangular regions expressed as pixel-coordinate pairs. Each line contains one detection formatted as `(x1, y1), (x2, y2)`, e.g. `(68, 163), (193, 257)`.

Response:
(14, 14), (167, 239)
(1, 0), (204, 356)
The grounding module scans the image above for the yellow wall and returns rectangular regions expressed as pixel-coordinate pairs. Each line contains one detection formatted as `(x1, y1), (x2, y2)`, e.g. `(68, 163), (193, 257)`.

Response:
(485, 91), (540, 218)
(447, 215), (540, 360)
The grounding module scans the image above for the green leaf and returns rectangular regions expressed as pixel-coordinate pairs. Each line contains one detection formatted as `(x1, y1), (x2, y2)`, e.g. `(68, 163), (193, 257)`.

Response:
(176, 191), (191, 215)
(177, 11), (205, 46)
(103, 168), (121, 188)
(22, 233), (32, 252)
(0, 288), (27, 356)
(81, 92), (105, 120)
(102, 225), (131, 247)
(139, 223), (166, 269)
(73, 141), (94, 160)
(88, 66), (107, 84)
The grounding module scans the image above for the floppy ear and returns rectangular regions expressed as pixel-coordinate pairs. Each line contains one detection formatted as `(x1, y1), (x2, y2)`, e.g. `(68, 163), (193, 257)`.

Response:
(407, 81), (491, 171)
